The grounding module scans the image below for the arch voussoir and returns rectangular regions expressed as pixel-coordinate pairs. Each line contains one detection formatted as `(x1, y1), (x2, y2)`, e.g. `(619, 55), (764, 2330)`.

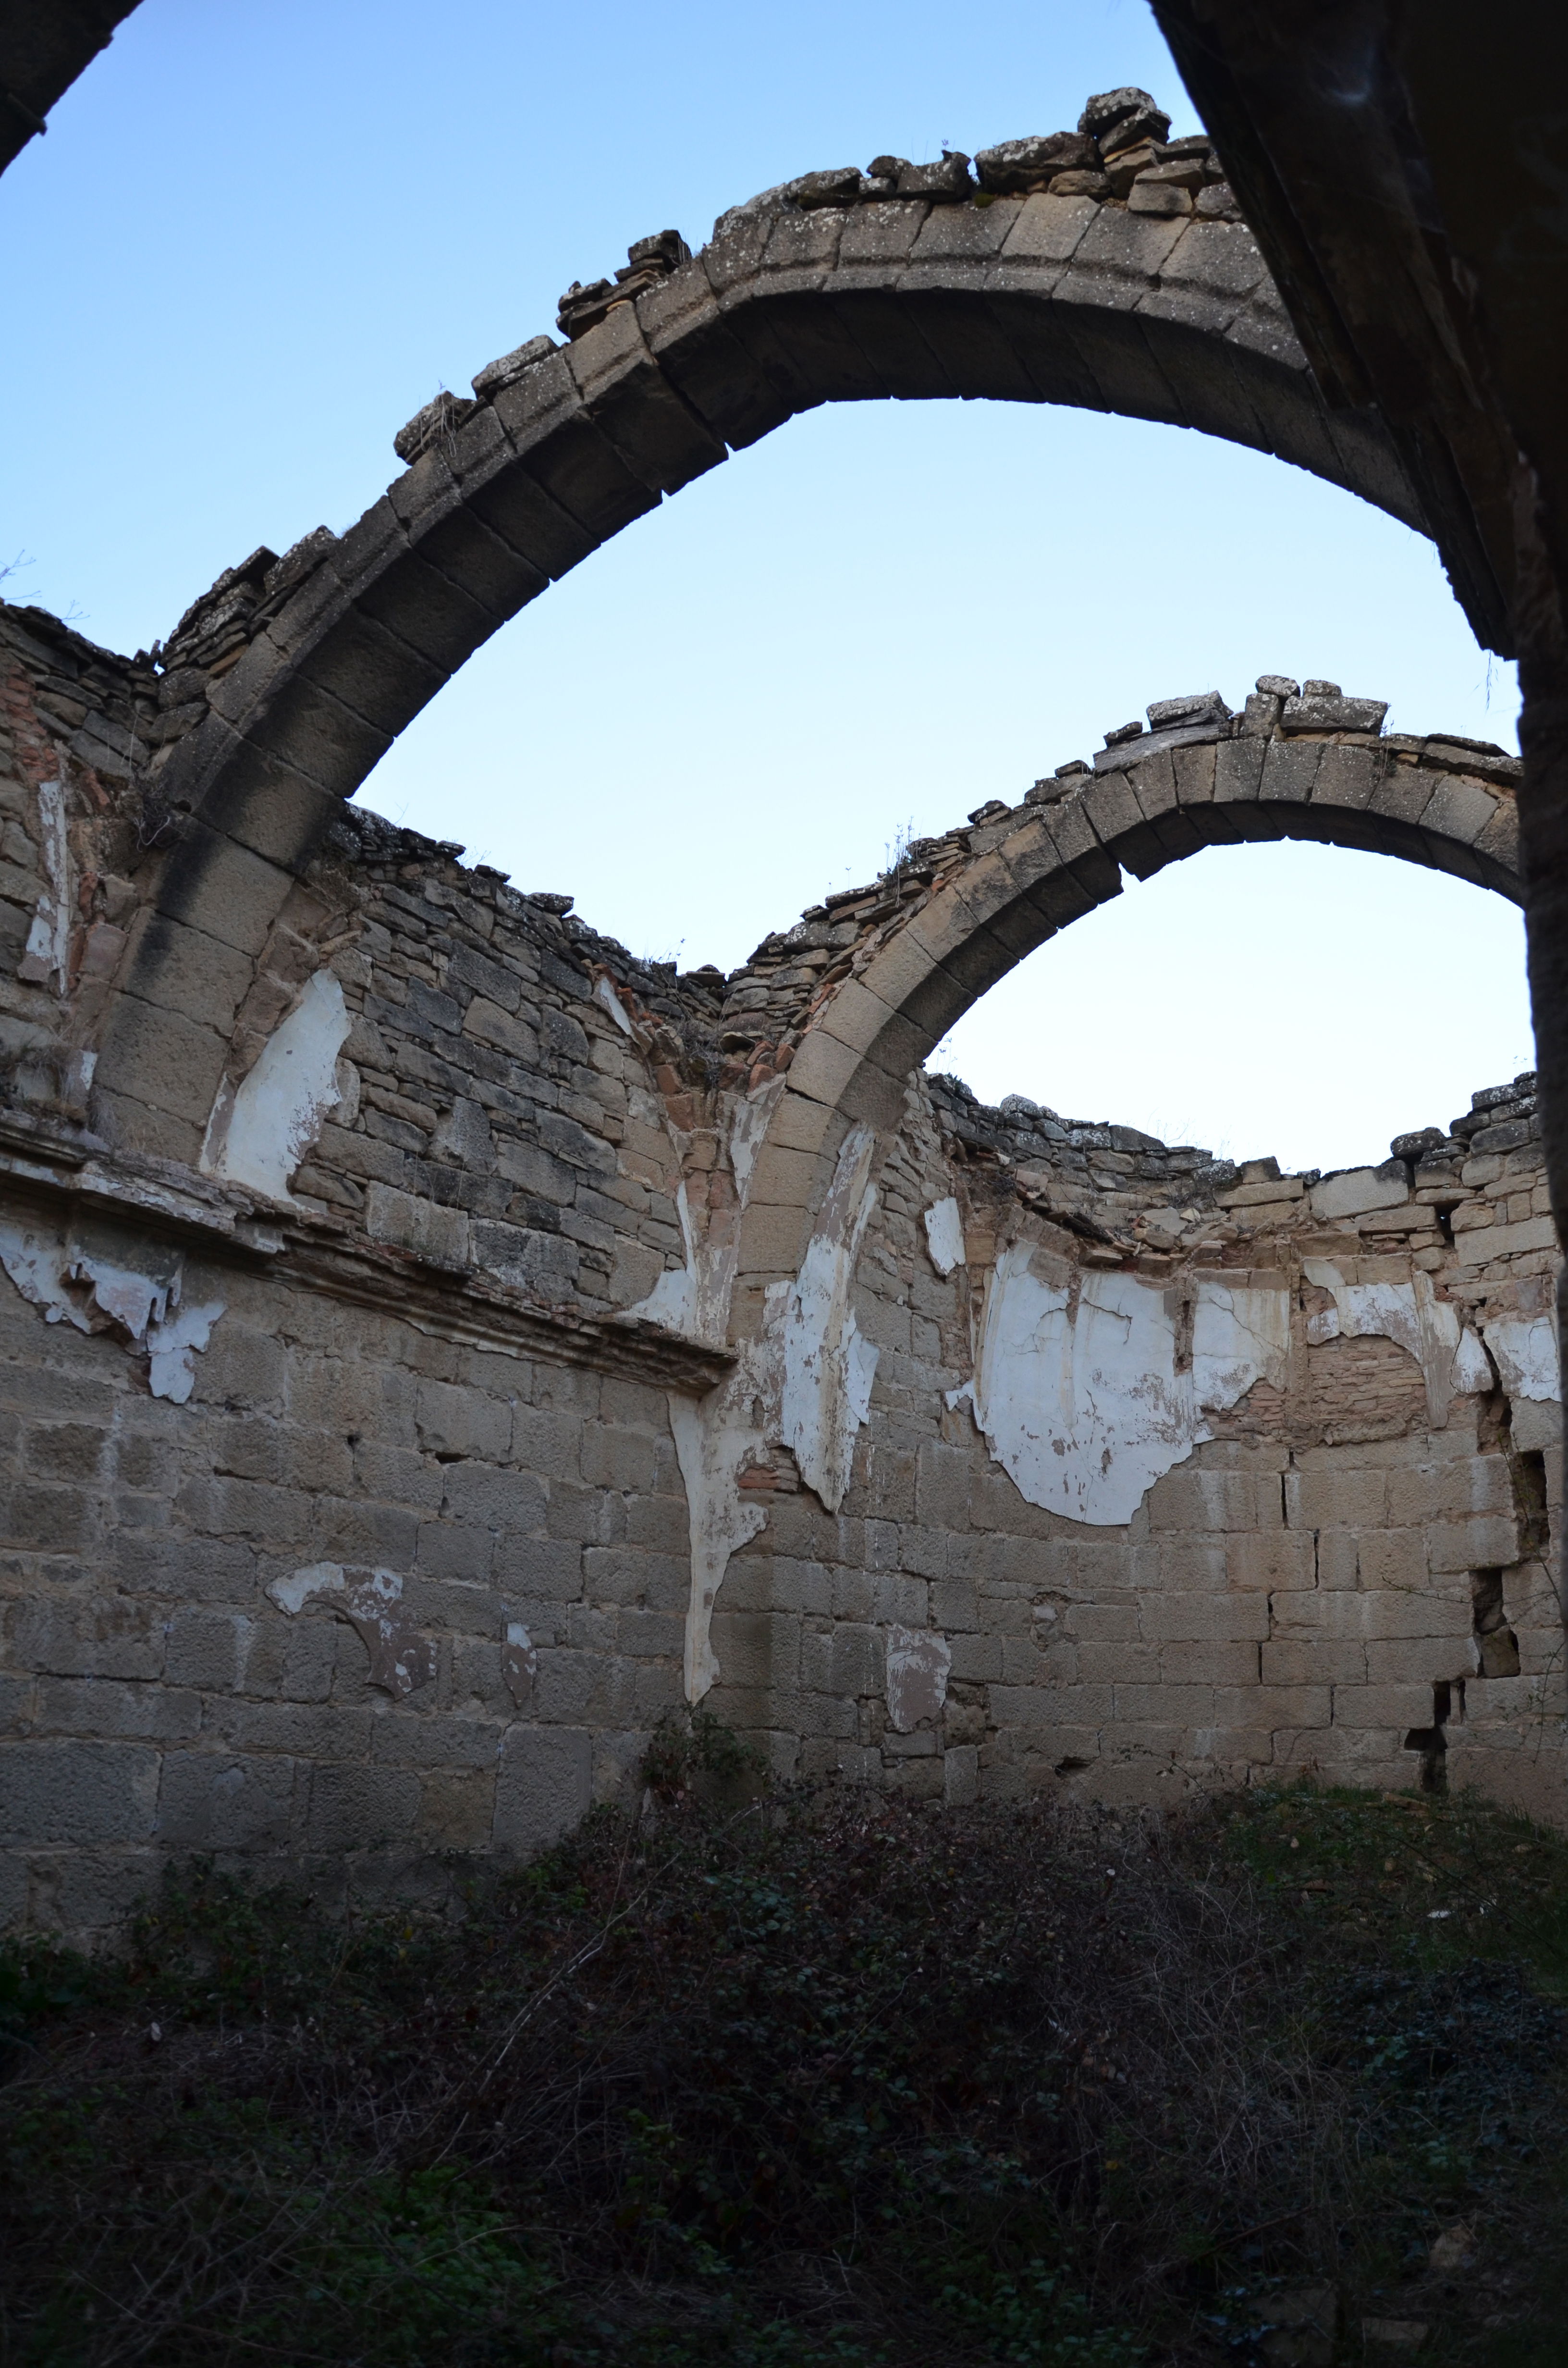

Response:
(725, 701), (1524, 1298)
(94, 133), (1444, 1154)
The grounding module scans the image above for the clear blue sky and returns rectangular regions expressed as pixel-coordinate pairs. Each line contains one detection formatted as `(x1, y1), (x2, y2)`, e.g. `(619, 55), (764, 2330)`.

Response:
(2, 0), (1532, 1173)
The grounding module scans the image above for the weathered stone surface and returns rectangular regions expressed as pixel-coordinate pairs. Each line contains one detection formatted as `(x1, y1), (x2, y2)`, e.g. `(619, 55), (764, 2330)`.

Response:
(975, 133), (1097, 194)
(1282, 686), (1390, 734)
(0, 102), (1552, 1939)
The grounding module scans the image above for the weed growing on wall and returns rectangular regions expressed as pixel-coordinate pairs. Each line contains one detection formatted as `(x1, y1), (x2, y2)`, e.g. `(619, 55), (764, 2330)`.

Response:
(0, 1772), (1565, 2364)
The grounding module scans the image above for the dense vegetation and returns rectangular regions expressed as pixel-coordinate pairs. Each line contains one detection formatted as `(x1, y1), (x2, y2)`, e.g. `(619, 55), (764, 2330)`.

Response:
(1, 1722), (1566, 2365)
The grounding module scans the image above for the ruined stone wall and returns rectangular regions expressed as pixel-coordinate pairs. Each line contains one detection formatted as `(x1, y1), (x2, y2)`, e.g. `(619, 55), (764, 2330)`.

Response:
(0, 592), (1562, 1939)
(724, 1062), (1562, 1824)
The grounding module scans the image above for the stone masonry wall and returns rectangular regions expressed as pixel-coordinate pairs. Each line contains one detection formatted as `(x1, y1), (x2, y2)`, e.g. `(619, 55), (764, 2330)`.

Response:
(0, 589), (1561, 1939)
(719, 1064), (1563, 1824)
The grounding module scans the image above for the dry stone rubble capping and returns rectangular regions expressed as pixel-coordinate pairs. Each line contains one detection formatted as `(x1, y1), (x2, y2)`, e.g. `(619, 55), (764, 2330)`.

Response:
(0, 89), (1559, 1939)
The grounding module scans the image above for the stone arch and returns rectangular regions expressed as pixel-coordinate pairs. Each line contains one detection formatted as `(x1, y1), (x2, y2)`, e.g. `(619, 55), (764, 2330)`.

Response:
(93, 171), (1427, 1161)
(728, 714), (1523, 1312)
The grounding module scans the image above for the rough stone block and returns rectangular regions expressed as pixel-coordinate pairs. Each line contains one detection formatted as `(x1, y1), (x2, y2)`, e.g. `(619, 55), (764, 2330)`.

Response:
(943, 1742), (980, 1805)
(1386, 1454), (1513, 1526)
(164, 1611), (249, 1691)
(1455, 1213), (1556, 1263)
(0, 1740), (159, 1844)
(157, 1751), (296, 1849)
(1286, 1468), (1388, 1530)
(1331, 1682), (1434, 1729)
(492, 1724), (592, 1858)
(1310, 1165), (1410, 1221)
(1158, 1640), (1259, 1684)
(1427, 1514), (1521, 1571)
(1111, 1682), (1213, 1722)
(12, 1593), (163, 1681)
(25, 1846), (160, 1937)
(1353, 1526), (1428, 1590)
(365, 1184), (471, 1270)
(914, 1439), (972, 1529)
(0, 1481), (98, 1558)
(1365, 1635), (1478, 1685)
(1261, 1638), (1366, 1685)
(1145, 1467), (1276, 1532)
(306, 1763), (422, 1851)
(311, 1496), (420, 1570)
(994, 1681), (1114, 1726)
(24, 1423), (109, 1484)
(1140, 1591), (1271, 1641)
(415, 1381), (511, 1463)
(1078, 1640), (1159, 1684)
(579, 1424), (659, 1493)
(36, 1676), (200, 1740)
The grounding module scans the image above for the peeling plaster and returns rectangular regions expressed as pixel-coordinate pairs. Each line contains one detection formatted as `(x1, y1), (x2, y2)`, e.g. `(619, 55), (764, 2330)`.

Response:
(774, 1125), (880, 1514)
(0, 1215), (224, 1403)
(652, 1112), (884, 1700)
(886, 1626), (951, 1731)
(503, 1621), (539, 1708)
(267, 1562), (346, 1616)
(1479, 1313), (1560, 1405)
(269, 1562), (435, 1697)
(630, 1179), (702, 1339)
(1302, 1262), (1490, 1427)
(727, 1088), (776, 1211)
(624, 1082), (784, 1350)
(619, 1082), (814, 1702)
(923, 1196), (966, 1277)
(965, 1248), (1290, 1526)
(960, 1247), (1503, 1530)
(594, 973), (636, 1036)
(143, 1298), (226, 1404)
(201, 970), (353, 1202)
(670, 1376), (771, 1702)
(17, 779), (71, 991)
(622, 1086), (784, 1702)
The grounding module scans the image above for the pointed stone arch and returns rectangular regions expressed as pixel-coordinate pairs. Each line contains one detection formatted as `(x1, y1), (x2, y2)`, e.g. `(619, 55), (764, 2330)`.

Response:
(92, 175), (1427, 1161)
(727, 718), (1522, 1311)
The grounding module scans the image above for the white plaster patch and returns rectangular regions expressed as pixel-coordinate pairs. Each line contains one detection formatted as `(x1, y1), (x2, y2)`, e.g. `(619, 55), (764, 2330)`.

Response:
(593, 972), (636, 1035)
(0, 1217), (91, 1328)
(969, 1250), (1290, 1527)
(629, 1180), (700, 1336)
(503, 1620), (539, 1708)
(886, 1626), (951, 1732)
(268, 1561), (347, 1616)
(1193, 1281), (1291, 1405)
(776, 1125), (880, 1513)
(621, 1081), (790, 1700)
(1311, 1166), (1409, 1221)
(201, 969), (352, 1202)
(1302, 1261), (1489, 1428)
(922, 1196), (966, 1277)
(623, 1084), (784, 1350)
(269, 1560), (434, 1697)
(17, 779), (71, 991)
(0, 1216), (225, 1402)
(659, 1113), (885, 1698)
(727, 1083), (779, 1211)
(1480, 1312), (1560, 1404)
(669, 1375), (770, 1702)
(146, 1298), (227, 1404)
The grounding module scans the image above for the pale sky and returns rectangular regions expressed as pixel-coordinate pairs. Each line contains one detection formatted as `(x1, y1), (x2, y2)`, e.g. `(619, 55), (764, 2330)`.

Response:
(1, 0), (1531, 1177)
